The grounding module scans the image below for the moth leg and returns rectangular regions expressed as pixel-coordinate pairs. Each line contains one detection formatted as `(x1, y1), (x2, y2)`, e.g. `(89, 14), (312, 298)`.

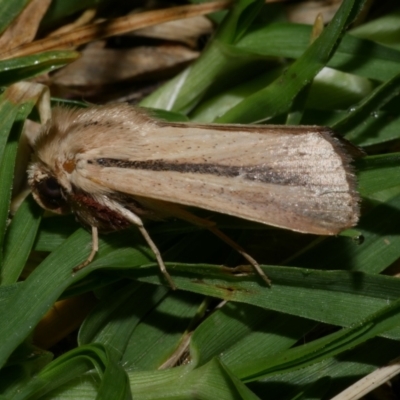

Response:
(73, 226), (99, 272)
(207, 225), (271, 286)
(100, 197), (176, 289)
(141, 200), (271, 286)
(136, 223), (177, 290)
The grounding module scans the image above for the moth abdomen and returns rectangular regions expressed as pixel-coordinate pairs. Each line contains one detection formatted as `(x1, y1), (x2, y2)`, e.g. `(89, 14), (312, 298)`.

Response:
(70, 192), (132, 233)
(70, 190), (163, 233)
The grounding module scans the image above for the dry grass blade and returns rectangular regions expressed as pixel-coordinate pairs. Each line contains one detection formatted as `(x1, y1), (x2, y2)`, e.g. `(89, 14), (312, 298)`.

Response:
(0, 1), (232, 60)
(286, 0), (342, 24)
(33, 293), (98, 349)
(330, 356), (400, 400)
(158, 332), (192, 369)
(48, 8), (97, 37)
(0, 0), (52, 51)
(50, 42), (199, 87)
(132, 16), (213, 48)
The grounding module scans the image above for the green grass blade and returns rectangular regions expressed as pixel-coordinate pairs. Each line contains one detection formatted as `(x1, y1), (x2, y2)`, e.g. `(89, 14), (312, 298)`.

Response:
(12, 344), (108, 399)
(117, 262), (400, 337)
(216, 0), (368, 123)
(334, 70), (400, 134)
(0, 225), (159, 368)
(0, 51), (79, 85)
(191, 302), (316, 370)
(140, 0), (267, 112)
(0, 83), (50, 265)
(350, 10), (400, 50)
(97, 358), (132, 400)
(128, 359), (260, 400)
(0, 0), (30, 35)
(237, 23), (400, 81)
(0, 97), (20, 167)
(357, 153), (400, 197)
(241, 296), (400, 381)
(79, 282), (168, 362)
(0, 229), (96, 368)
(121, 291), (204, 371)
(1, 196), (42, 284)
(253, 337), (400, 399)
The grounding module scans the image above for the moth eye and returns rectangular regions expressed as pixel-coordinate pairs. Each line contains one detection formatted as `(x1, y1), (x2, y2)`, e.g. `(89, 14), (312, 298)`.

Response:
(41, 177), (62, 199)
(36, 177), (65, 209)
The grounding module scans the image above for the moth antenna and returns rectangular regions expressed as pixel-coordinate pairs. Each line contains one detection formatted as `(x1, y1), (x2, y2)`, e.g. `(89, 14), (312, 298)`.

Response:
(73, 226), (99, 272)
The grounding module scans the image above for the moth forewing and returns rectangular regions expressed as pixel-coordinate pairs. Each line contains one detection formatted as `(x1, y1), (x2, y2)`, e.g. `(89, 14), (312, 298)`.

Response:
(82, 119), (359, 235)
(28, 104), (360, 288)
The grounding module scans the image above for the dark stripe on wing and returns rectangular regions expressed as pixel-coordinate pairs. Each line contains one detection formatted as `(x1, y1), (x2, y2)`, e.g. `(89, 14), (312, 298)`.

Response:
(94, 158), (304, 186)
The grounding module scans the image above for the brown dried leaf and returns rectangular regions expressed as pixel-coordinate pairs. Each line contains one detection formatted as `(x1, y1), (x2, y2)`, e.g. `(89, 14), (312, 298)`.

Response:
(51, 43), (199, 86)
(132, 15), (213, 48)
(0, 1), (230, 60)
(50, 42), (198, 90)
(33, 294), (98, 349)
(310, 13), (324, 43)
(0, 0), (52, 51)
(48, 8), (97, 37)
(286, 0), (342, 24)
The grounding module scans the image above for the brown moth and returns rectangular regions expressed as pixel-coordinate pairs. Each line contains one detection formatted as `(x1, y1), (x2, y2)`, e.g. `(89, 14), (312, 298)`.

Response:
(27, 104), (359, 288)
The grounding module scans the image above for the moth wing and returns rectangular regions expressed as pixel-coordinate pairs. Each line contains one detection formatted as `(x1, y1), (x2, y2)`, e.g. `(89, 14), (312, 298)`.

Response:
(79, 123), (359, 235)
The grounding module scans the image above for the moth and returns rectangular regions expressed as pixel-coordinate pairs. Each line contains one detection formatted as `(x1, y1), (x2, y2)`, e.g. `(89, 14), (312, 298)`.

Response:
(27, 103), (359, 288)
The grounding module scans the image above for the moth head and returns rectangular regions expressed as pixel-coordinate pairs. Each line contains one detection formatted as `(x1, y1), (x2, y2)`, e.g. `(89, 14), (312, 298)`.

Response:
(28, 162), (70, 215)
